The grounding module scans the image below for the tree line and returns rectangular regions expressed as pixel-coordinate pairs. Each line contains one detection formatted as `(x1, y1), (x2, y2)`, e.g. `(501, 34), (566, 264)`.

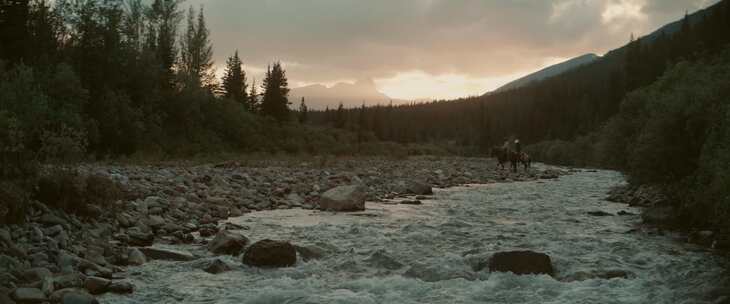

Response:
(0, 0), (298, 163)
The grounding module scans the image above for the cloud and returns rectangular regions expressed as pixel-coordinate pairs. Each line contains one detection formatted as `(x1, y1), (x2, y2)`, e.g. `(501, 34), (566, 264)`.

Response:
(188, 0), (718, 98)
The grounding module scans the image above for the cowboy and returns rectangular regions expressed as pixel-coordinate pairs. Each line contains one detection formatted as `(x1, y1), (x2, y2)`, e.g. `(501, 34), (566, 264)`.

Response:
(515, 139), (521, 154)
(502, 138), (510, 150)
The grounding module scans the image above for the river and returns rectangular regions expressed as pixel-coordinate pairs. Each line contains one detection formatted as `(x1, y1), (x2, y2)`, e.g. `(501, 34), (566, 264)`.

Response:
(103, 169), (728, 304)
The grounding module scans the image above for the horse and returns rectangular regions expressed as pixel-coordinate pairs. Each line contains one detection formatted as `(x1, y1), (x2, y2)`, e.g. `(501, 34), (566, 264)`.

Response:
(491, 147), (510, 170)
(514, 151), (531, 171)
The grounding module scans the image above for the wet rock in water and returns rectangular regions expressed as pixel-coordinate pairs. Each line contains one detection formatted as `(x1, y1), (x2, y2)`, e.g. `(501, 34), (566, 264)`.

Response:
(364, 250), (403, 270)
(587, 211), (614, 217)
(11, 287), (47, 303)
(137, 247), (196, 261)
(294, 245), (326, 262)
(126, 248), (146, 266)
(319, 185), (366, 212)
(242, 240), (296, 268)
(617, 210), (635, 216)
(84, 277), (110, 295)
(488, 251), (554, 276)
(405, 181), (433, 195)
(202, 259), (233, 274)
(199, 227), (217, 238)
(399, 200), (422, 205)
(108, 281), (134, 294)
(208, 230), (249, 256)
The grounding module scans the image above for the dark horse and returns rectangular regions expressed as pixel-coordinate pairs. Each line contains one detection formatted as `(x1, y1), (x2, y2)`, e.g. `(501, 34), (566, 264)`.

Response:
(491, 147), (531, 172)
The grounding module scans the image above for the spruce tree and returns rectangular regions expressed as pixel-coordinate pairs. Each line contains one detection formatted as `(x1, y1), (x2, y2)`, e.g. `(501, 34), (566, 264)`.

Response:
(260, 62), (290, 122)
(298, 97), (308, 124)
(149, 0), (182, 89)
(179, 5), (213, 89)
(222, 50), (248, 106)
(248, 77), (259, 112)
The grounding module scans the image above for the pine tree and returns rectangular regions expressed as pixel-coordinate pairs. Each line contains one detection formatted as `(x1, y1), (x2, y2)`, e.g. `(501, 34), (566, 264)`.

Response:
(222, 50), (248, 107)
(248, 77), (259, 112)
(149, 0), (182, 89)
(179, 5), (213, 89)
(298, 97), (308, 124)
(260, 62), (290, 122)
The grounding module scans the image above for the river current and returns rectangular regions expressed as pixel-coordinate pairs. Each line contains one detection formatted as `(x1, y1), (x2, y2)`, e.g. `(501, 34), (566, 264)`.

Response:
(103, 169), (728, 304)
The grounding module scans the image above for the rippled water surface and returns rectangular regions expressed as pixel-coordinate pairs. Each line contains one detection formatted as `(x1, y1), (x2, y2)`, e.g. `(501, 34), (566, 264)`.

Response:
(104, 169), (728, 304)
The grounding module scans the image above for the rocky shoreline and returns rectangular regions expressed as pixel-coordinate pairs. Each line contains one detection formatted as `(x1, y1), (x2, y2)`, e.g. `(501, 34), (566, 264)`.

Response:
(0, 157), (569, 303)
(606, 184), (730, 251)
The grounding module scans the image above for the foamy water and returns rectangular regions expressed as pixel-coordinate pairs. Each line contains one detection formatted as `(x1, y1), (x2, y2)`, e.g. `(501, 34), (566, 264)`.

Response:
(103, 169), (728, 304)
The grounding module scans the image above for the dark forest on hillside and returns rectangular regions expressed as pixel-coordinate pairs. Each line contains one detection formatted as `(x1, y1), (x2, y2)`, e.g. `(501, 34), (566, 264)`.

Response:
(310, 1), (730, 154)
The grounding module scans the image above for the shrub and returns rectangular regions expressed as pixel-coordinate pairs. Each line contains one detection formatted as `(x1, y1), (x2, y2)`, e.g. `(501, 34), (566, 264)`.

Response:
(35, 169), (123, 217)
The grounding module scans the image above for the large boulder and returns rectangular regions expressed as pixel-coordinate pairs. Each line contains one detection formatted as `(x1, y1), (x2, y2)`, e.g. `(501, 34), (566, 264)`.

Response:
(208, 230), (249, 256)
(242, 240), (296, 268)
(488, 251), (554, 276)
(319, 185), (366, 212)
(137, 247), (196, 261)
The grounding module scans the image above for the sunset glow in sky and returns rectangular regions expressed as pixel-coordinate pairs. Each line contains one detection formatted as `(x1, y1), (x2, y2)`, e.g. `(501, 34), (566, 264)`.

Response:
(197, 0), (719, 100)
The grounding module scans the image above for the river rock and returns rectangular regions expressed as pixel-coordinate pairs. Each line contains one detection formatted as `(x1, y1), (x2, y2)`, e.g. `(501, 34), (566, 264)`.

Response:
(137, 247), (195, 261)
(319, 185), (366, 212)
(84, 277), (110, 295)
(208, 230), (249, 256)
(202, 259), (232, 274)
(53, 273), (86, 290)
(20, 267), (52, 282)
(60, 291), (98, 304)
(242, 240), (296, 268)
(11, 288), (46, 303)
(50, 288), (95, 304)
(405, 181), (432, 195)
(399, 200), (422, 205)
(488, 251), (554, 276)
(587, 211), (614, 217)
(108, 281), (134, 294)
(126, 248), (146, 266)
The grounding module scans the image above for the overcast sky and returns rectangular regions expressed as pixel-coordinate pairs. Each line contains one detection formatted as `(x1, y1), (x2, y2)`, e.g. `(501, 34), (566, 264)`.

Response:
(187, 0), (719, 100)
